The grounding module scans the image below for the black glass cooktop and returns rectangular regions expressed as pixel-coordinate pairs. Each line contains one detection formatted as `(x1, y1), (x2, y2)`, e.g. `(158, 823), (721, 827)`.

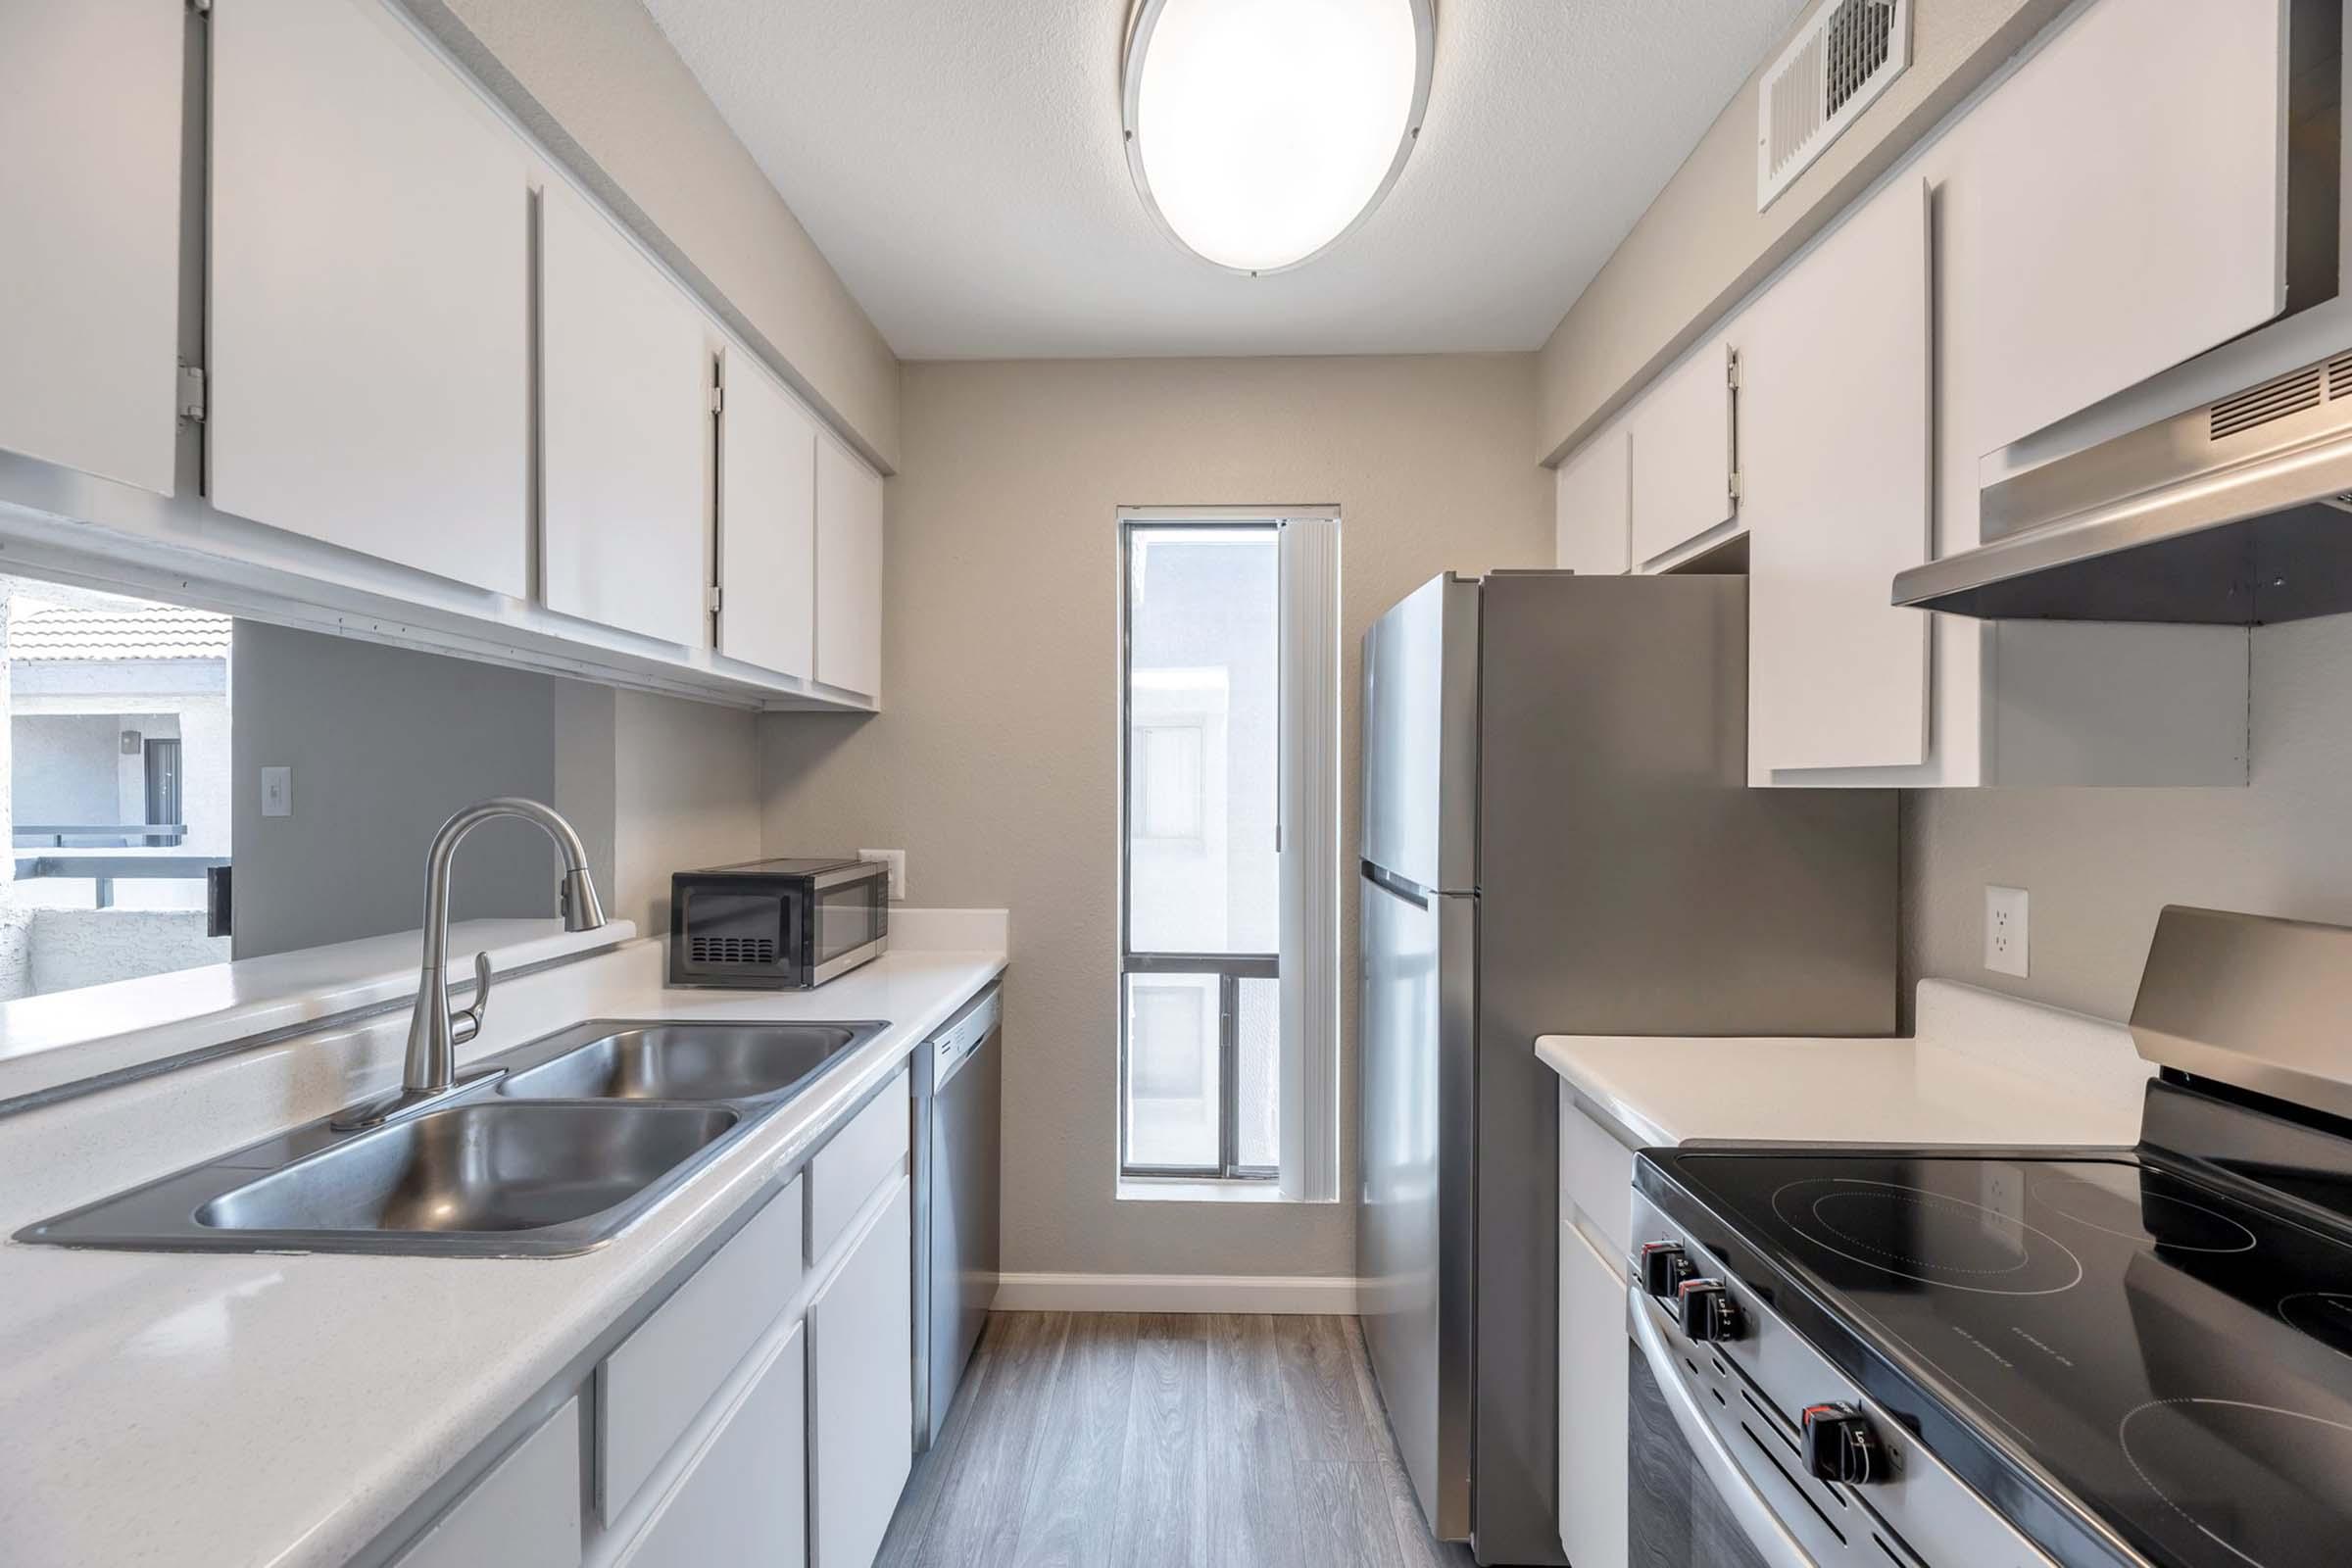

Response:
(1649, 1149), (2352, 1568)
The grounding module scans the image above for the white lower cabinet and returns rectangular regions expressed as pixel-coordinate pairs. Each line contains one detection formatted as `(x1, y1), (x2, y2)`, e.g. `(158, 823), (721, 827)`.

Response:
(619, 1324), (808, 1568)
(377, 1069), (924, 1568)
(1559, 1087), (1634, 1568)
(396, 1397), (582, 1568)
(1559, 1219), (1630, 1568)
(809, 1176), (915, 1568)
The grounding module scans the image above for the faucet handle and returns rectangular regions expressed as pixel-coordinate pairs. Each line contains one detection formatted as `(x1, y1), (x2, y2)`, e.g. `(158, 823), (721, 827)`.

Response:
(452, 950), (492, 1046)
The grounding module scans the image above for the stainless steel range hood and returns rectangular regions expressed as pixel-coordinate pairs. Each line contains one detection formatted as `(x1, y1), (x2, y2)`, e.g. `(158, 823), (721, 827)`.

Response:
(1892, 350), (2352, 624)
(1894, 0), (2344, 625)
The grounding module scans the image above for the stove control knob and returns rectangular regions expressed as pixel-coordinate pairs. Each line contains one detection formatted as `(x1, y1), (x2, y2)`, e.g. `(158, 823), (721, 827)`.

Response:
(1676, 1278), (1742, 1343)
(1639, 1242), (1692, 1298)
(1800, 1404), (1884, 1486)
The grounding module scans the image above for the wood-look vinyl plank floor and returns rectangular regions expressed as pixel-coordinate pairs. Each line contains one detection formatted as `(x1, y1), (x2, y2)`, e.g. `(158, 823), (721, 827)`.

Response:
(882, 1312), (1478, 1567)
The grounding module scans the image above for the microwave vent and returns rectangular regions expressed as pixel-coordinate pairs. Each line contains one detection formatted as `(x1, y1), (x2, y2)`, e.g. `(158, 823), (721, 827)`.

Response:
(2329, 352), (2352, 401)
(2210, 365), (2326, 440)
(691, 936), (776, 966)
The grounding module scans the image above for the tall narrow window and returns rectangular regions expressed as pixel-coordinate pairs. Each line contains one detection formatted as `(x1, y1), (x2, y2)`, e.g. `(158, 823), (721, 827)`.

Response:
(1119, 514), (1339, 1193)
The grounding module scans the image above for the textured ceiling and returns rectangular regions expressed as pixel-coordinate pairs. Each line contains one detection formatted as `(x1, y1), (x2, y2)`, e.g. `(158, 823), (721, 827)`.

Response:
(640, 0), (1809, 360)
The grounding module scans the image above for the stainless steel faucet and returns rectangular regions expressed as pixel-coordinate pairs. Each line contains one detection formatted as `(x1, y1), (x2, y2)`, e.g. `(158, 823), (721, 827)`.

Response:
(335, 798), (608, 1130)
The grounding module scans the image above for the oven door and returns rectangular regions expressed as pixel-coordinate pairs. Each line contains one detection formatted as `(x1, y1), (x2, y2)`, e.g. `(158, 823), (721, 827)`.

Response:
(1628, 1286), (1819, 1568)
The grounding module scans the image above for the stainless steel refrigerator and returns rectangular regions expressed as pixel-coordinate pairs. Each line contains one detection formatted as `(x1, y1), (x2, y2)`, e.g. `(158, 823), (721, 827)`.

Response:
(1358, 571), (1896, 1565)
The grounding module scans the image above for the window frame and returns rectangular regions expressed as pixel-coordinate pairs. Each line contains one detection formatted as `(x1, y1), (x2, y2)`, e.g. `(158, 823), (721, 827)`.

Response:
(1109, 510), (1336, 1194)
(1116, 517), (1283, 1182)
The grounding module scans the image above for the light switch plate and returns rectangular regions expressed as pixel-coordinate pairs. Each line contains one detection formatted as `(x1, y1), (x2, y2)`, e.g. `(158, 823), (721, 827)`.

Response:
(858, 848), (906, 901)
(1984, 885), (2030, 977)
(260, 766), (293, 819)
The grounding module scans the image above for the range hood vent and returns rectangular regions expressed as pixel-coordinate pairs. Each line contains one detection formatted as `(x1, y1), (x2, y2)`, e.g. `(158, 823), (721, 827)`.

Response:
(1892, 345), (2352, 625)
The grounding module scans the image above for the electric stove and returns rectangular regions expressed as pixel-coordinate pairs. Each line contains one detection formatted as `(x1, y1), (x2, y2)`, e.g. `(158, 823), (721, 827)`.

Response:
(1627, 906), (2352, 1568)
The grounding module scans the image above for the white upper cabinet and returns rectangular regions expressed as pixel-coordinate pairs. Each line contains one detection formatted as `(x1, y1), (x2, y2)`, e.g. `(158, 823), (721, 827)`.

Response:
(716, 353), (817, 681)
(1627, 338), (1736, 566)
(0, 0), (182, 496)
(1744, 179), (1933, 780)
(209, 0), (529, 596)
(1971, 0), (2291, 455)
(814, 437), (884, 700)
(541, 182), (713, 649)
(1553, 422), (1630, 576)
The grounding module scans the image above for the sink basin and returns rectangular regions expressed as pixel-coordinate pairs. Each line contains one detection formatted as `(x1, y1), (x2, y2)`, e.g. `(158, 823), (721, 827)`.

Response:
(499, 1023), (858, 1103)
(16, 1015), (887, 1256)
(196, 1102), (739, 1235)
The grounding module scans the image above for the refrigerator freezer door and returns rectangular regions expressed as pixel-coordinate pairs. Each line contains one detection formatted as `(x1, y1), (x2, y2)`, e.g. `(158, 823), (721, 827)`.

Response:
(1358, 867), (1476, 1542)
(1360, 575), (1479, 894)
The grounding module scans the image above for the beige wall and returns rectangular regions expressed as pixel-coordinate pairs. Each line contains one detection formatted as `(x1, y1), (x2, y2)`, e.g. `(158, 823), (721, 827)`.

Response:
(554, 682), (763, 941)
(760, 354), (1552, 1280)
(1906, 617), (2352, 1020)
(1536, 0), (2065, 463)
(399, 0), (903, 469)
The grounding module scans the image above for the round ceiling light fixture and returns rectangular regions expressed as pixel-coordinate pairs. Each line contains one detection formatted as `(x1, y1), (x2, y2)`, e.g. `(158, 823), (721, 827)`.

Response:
(1120, 0), (1436, 275)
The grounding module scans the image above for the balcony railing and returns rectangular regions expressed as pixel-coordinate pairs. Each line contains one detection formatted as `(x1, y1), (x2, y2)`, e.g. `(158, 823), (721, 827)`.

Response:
(13, 822), (187, 849)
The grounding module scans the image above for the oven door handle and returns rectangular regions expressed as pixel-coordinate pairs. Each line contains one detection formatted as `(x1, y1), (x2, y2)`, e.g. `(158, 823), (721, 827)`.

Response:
(1629, 1284), (1818, 1568)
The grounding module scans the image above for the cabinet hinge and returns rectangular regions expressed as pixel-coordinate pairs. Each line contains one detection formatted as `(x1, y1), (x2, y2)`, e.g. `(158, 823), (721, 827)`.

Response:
(186, 0), (212, 14)
(707, 584), (723, 613)
(1725, 348), (1740, 390)
(1728, 471), (1743, 504)
(177, 364), (207, 421)
(710, 385), (725, 416)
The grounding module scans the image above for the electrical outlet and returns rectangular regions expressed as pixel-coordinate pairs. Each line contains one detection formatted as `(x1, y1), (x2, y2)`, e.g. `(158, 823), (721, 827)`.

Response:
(858, 848), (906, 902)
(261, 766), (293, 819)
(1984, 885), (2030, 978)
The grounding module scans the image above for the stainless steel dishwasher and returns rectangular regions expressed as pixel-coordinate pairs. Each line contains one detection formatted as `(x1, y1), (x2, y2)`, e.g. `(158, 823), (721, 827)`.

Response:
(910, 981), (1001, 1449)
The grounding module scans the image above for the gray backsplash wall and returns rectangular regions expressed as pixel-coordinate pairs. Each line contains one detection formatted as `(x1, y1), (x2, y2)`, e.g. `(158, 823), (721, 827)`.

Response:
(229, 622), (559, 958)
(1904, 613), (2352, 1020)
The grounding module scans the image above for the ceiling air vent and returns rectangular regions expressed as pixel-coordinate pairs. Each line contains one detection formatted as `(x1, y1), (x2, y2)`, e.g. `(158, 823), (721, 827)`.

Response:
(2210, 365), (2324, 441)
(1756, 0), (1912, 212)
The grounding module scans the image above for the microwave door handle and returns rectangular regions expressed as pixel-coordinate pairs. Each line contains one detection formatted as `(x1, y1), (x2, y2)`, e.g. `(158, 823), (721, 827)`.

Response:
(1629, 1285), (1816, 1568)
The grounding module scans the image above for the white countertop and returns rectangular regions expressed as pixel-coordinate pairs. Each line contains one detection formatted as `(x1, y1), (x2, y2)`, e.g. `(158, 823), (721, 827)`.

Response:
(0, 921), (1005, 1568)
(1539, 979), (2153, 1150)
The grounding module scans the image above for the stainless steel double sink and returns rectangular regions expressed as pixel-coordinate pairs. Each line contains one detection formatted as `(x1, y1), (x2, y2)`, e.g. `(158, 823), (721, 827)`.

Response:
(17, 1019), (885, 1257)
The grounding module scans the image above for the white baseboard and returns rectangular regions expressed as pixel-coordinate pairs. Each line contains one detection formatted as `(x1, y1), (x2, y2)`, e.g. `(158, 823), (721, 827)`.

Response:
(991, 1272), (1360, 1315)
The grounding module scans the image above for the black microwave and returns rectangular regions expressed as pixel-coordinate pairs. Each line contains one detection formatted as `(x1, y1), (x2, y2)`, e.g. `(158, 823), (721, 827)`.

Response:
(668, 856), (890, 989)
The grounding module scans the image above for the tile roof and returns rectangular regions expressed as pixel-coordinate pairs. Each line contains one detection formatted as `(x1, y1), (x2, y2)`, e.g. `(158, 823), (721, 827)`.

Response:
(10, 606), (232, 662)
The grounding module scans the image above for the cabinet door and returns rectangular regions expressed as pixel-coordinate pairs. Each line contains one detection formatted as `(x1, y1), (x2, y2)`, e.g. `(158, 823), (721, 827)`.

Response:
(717, 352), (817, 679)
(541, 183), (712, 648)
(1744, 179), (1932, 778)
(0, 0), (181, 495)
(1554, 423), (1630, 575)
(814, 437), (884, 699)
(1559, 1222), (1629, 1568)
(210, 0), (528, 595)
(1627, 341), (1735, 566)
(1971, 0), (2289, 454)
(622, 1325), (807, 1568)
(809, 1177), (913, 1568)
(397, 1396), (581, 1568)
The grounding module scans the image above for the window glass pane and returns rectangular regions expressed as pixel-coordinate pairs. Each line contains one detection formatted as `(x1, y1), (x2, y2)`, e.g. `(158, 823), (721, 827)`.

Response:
(1126, 528), (1278, 955)
(1236, 975), (1279, 1170)
(1125, 972), (1221, 1169)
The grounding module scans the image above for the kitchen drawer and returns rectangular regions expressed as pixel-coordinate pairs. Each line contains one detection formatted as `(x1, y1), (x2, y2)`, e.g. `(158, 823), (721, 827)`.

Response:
(396, 1396), (581, 1568)
(599, 1177), (803, 1525)
(617, 1321), (807, 1568)
(808, 1067), (908, 1264)
(1560, 1085), (1635, 1261)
